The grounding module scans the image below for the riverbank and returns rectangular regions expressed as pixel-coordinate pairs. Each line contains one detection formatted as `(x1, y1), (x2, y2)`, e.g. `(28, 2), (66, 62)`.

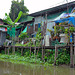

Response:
(0, 54), (53, 66)
(0, 48), (70, 66)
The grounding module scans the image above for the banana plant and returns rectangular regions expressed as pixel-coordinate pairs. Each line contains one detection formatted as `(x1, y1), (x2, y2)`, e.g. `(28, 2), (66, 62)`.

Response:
(0, 11), (23, 37)
(3, 11), (23, 28)
(0, 11), (22, 28)
(0, 11), (23, 45)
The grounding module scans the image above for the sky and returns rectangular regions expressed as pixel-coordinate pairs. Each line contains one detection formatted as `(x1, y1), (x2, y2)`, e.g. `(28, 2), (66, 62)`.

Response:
(0, 0), (75, 19)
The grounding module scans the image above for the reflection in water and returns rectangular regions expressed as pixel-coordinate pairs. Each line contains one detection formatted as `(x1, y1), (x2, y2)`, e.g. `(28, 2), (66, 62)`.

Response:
(0, 61), (75, 75)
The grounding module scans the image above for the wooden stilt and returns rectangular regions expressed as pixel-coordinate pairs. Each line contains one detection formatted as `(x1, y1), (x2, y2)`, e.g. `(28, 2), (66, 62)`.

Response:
(37, 47), (39, 56)
(30, 47), (31, 57)
(54, 45), (58, 65)
(5, 47), (7, 54)
(74, 45), (75, 66)
(13, 46), (15, 55)
(34, 46), (36, 58)
(70, 44), (74, 68)
(34, 40), (36, 58)
(44, 46), (45, 60)
(74, 47), (75, 55)
(8, 46), (10, 55)
(21, 48), (23, 56)
(73, 33), (75, 66)
(42, 45), (44, 61)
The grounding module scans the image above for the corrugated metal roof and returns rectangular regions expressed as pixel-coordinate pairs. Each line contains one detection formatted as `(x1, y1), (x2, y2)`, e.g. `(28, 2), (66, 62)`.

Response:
(19, 16), (34, 22)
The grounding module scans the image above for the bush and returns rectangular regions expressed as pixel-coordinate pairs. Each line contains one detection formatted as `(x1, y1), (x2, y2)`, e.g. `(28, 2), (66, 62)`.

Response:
(19, 32), (29, 40)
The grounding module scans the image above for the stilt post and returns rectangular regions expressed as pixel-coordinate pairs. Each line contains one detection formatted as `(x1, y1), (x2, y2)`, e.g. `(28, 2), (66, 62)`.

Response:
(13, 46), (15, 55)
(21, 48), (23, 56)
(54, 45), (58, 65)
(70, 44), (74, 68)
(5, 47), (7, 54)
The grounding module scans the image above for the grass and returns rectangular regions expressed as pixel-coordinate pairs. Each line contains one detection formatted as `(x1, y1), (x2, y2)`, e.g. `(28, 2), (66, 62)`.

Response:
(0, 53), (52, 66)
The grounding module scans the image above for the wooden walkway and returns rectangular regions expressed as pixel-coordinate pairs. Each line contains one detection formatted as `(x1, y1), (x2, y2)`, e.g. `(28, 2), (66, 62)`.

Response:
(4, 45), (70, 49)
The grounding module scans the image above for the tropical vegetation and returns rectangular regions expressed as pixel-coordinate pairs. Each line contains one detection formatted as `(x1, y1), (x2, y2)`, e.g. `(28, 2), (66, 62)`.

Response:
(9, 0), (29, 21)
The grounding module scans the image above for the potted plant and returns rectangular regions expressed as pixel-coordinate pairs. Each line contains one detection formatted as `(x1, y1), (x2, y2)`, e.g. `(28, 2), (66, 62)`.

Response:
(59, 24), (67, 43)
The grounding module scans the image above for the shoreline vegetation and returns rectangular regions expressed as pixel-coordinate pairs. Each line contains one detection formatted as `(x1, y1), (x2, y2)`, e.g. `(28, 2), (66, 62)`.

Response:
(0, 48), (70, 66)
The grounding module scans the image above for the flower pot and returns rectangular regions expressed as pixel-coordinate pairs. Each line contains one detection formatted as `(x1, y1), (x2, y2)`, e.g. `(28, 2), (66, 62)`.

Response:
(60, 34), (67, 43)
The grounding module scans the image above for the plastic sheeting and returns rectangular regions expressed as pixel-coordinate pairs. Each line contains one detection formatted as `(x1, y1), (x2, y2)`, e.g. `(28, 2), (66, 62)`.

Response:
(22, 26), (27, 33)
(54, 12), (75, 21)
(38, 23), (41, 28)
(7, 27), (15, 37)
(54, 17), (75, 26)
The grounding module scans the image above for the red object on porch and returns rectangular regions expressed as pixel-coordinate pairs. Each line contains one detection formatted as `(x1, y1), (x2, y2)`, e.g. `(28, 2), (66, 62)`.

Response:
(5, 28), (7, 31)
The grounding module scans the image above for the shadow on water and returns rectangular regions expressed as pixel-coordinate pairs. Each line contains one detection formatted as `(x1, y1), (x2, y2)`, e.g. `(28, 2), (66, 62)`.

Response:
(0, 61), (75, 75)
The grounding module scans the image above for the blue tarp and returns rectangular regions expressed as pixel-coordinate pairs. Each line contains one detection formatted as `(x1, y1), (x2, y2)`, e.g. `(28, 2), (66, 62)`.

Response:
(70, 34), (72, 43)
(54, 17), (75, 26)
(38, 23), (41, 28)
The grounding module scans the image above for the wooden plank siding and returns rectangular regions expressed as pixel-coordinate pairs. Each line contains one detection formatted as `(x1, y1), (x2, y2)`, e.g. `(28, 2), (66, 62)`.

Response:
(27, 24), (33, 34)
(35, 24), (38, 32)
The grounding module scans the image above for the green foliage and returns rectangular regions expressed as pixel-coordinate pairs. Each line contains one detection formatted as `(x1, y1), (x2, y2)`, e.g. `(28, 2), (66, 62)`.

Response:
(18, 28), (43, 47)
(0, 25), (10, 28)
(19, 32), (29, 40)
(54, 26), (57, 35)
(56, 49), (70, 65)
(3, 13), (13, 26)
(3, 11), (23, 27)
(65, 27), (75, 34)
(59, 26), (65, 33)
(65, 28), (68, 34)
(0, 48), (70, 66)
(54, 25), (60, 35)
(34, 28), (42, 47)
(3, 11), (23, 38)
(13, 11), (23, 25)
(9, 0), (29, 21)
(35, 28), (42, 40)
(0, 53), (42, 64)
(47, 29), (54, 40)
(69, 27), (75, 33)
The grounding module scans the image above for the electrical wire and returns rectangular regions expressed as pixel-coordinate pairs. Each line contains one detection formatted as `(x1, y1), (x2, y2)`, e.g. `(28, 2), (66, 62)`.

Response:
(48, 0), (65, 8)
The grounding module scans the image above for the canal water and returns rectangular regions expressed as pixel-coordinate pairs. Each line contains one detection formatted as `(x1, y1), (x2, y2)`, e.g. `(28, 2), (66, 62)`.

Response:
(0, 61), (75, 75)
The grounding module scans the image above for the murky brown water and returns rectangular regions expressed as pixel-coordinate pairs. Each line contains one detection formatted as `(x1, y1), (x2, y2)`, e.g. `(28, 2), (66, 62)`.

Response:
(0, 61), (75, 75)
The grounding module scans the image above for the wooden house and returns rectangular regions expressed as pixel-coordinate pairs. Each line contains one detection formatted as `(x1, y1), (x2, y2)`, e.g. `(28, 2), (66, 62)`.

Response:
(0, 19), (7, 46)
(28, 1), (75, 46)
(29, 1), (75, 37)
(19, 16), (34, 37)
(17, 1), (75, 45)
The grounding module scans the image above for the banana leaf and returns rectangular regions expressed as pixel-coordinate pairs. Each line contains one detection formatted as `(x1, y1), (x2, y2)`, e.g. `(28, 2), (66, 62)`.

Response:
(0, 25), (10, 28)
(15, 24), (24, 28)
(13, 11), (23, 25)
(3, 20), (12, 26)
(3, 11), (22, 27)
(3, 13), (13, 25)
